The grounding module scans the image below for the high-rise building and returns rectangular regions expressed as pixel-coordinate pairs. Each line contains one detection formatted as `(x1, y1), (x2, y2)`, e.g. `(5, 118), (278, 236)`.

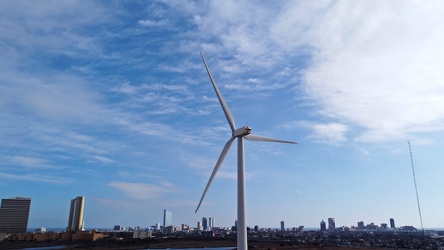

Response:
(67, 196), (85, 232)
(0, 197), (31, 233)
(280, 221), (285, 231)
(202, 217), (208, 230)
(328, 218), (335, 231)
(163, 209), (172, 227)
(197, 221), (202, 231)
(211, 217), (215, 228)
(320, 219), (326, 231)
(209, 217), (213, 228)
(357, 221), (364, 228)
(390, 218), (395, 228)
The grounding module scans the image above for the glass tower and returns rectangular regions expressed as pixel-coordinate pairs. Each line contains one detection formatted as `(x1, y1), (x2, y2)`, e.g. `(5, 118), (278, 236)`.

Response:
(163, 209), (172, 227)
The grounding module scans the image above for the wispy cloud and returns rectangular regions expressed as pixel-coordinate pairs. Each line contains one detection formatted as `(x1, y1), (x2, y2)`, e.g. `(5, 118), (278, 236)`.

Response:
(91, 155), (114, 165)
(280, 121), (349, 145)
(298, 2), (444, 142)
(8, 155), (59, 169)
(294, 121), (348, 144)
(138, 19), (169, 28)
(109, 181), (177, 200)
(0, 172), (72, 185)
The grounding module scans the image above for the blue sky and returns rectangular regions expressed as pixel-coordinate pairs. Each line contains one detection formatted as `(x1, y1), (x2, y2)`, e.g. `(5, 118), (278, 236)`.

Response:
(1, 0), (444, 230)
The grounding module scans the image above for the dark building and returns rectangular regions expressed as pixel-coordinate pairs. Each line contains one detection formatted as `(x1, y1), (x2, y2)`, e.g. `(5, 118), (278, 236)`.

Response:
(357, 221), (364, 228)
(390, 218), (395, 228)
(0, 197), (31, 233)
(202, 217), (208, 230)
(328, 218), (335, 231)
(320, 220), (326, 231)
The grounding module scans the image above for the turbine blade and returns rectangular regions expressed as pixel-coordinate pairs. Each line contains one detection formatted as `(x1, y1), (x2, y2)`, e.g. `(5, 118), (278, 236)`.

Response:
(245, 134), (298, 144)
(200, 52), (236, 132)
(195, 137), (236, 213)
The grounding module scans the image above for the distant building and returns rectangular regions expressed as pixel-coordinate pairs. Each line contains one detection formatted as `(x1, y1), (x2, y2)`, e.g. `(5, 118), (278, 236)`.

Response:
(202, 217), (208, 230)
(0, 197), (31, 233)
(163, 209), (172, 227)
(67, 196), (85, 232)
(211, 217), (215, 228)
(280, 221), (285, 231)
(328, 218), (335, 231)
(254, 225), (259, 232)
(366, 222), (377, 230)
(197, 221), (202, 231)
(381, 223), (388, 229)
(151, 223), (160, 231)
(399, 225), (417, 232)
(357, 221), (364, 228)
(34, 227), (46, 233)
(320, 220), (326, 231)
(209, 217), (213, 228)
(390, 218), (395, 228)
(114, 225), (123, 231)
(162, 225), (175, 234)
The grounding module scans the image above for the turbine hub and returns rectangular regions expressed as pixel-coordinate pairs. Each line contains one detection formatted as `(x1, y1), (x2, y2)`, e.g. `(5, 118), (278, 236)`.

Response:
(233, 126), (252, 137)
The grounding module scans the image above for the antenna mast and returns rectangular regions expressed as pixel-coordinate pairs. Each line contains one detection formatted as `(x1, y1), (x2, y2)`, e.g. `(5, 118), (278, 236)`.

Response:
(407, 141), (424, 236)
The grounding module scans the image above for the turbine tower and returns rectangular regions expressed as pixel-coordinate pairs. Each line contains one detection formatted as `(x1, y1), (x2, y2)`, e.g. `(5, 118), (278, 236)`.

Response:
(195, 52), (297, 250)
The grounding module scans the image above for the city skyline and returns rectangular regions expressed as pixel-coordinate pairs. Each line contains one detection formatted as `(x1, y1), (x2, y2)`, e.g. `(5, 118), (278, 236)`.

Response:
(1, 1), (444, 229)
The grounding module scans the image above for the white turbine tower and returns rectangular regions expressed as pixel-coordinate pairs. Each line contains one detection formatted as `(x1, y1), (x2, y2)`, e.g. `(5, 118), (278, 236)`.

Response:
(195, 52), (297, 250)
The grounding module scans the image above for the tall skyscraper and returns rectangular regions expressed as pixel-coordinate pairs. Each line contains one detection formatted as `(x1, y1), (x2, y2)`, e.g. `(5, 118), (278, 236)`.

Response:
(67, 196), (85, 232)
(328, 218), (335, 231)
(0, 197), (31, 233)
(320, 219), (326, 231)
(280, 221), (285, 231)
(357, 221), (364, 228)
(390, 218), (395, 228)
(163, 209), (172, 227)
(209, 217), (213, 228)
(202, 217), (208, 230)
(211, 217), (215, 228)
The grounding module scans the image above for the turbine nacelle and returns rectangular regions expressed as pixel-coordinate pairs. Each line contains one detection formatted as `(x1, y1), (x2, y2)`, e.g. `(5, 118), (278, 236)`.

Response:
(233, 126), (252, 137)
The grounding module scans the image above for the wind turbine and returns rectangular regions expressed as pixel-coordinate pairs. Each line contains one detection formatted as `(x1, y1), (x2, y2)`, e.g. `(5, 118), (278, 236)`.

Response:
(195, 52), (297, 250)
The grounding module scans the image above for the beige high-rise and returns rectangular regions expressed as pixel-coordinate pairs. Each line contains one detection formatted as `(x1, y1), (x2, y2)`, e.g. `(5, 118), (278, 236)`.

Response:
(67, 196), (85, 231)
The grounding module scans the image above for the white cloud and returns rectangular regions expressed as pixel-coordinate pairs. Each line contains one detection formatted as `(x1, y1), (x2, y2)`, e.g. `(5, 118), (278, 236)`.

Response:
(9, 156), (56, 169)
(297, 121), (348, 144)
(92, 155), (114, 165)
(109, 181), (177, 199)
(138, 19), (169, 27)
(0, 172), (71, 184)
(0, 71), (104, 122)
(298, 1), (444, 142)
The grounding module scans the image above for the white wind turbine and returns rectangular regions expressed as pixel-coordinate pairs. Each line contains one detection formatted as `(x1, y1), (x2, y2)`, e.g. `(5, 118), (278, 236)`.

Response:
(195, 52), (297, 250)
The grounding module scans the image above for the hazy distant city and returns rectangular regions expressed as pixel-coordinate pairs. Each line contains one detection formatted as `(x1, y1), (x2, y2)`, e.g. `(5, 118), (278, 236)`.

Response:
(0, 196), (430, 234)
(1, 195), (444, 249)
